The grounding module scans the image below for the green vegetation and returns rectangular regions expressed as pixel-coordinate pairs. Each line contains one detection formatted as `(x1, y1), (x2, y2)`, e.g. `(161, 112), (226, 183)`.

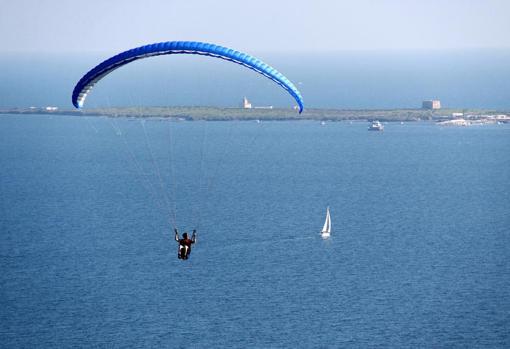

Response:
(2, 106), (508, 122)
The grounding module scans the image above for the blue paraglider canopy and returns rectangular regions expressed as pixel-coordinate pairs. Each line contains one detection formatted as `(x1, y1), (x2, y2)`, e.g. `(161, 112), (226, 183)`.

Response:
(72, 41), (304, 113)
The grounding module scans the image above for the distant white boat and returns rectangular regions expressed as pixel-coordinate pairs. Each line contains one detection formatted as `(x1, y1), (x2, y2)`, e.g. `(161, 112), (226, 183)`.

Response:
(368, 120), (384, 131)
(321, 207), (331, 239)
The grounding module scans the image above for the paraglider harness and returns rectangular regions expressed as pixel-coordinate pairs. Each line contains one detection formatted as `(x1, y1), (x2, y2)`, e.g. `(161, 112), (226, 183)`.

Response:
(175, 229), (196, 260)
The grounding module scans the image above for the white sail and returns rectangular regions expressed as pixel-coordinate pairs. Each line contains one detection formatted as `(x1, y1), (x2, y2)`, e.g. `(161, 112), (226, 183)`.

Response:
(321, 207), (331, 238)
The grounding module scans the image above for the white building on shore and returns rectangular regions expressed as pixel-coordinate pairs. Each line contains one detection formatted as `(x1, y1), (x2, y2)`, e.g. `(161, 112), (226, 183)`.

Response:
(243, 97), (252, 109)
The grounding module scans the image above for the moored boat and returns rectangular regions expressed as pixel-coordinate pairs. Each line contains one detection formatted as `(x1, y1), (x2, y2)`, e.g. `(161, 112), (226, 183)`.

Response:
(368, 120), (384, 131)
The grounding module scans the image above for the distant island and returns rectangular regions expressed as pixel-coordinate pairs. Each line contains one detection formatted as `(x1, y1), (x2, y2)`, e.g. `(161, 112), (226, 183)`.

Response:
(2, 106), (509, 123)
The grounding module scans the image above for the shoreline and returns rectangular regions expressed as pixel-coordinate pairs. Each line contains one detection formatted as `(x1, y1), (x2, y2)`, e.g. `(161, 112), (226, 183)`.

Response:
(1, 106), (509, 122)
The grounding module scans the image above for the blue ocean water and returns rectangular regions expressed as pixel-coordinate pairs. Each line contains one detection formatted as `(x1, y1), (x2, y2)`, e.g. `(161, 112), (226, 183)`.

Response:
(1, 114), (509, 347)
(1, 50), (510, 109)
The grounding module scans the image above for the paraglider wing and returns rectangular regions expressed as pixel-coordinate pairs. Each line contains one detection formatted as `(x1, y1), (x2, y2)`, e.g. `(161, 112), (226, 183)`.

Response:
(72, 41), (304, 113)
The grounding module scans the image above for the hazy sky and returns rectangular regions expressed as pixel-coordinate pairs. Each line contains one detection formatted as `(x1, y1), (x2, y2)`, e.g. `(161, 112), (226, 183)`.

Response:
(2, 0), (509, 53)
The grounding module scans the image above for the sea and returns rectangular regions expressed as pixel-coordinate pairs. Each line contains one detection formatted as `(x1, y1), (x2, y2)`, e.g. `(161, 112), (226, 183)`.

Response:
(1, 114), (509, 347)
(1, 49), (510, 109)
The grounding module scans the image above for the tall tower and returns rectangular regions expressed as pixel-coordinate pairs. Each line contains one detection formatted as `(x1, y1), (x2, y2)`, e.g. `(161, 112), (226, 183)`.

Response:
(243, 97), (252, 109)
(422, 100), (441, 109)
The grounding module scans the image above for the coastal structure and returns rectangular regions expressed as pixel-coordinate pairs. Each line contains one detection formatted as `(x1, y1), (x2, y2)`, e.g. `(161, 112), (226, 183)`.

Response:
(422, 100), (441, 109)
(437, 118), (469, 126)
(243, 97), (252, 109)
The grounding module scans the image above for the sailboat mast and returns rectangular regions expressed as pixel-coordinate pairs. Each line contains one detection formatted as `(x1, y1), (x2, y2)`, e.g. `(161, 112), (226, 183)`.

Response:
(327, 207), (331, 233)
(322, 207), (331, 234)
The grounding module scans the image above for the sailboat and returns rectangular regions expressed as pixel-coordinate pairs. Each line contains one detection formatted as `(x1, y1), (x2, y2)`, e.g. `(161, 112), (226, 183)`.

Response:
(321, 207), (331, 239)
